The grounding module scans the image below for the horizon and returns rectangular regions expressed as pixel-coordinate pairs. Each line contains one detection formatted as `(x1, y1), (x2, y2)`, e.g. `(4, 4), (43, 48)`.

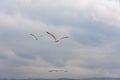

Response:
(0, 77), (120, 79)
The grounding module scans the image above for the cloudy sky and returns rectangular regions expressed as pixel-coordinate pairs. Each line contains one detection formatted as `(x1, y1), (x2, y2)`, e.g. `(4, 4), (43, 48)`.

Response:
(0, 0), (120, 79)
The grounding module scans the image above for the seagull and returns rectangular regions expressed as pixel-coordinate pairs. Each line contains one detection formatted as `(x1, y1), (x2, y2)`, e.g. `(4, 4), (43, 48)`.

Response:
(30, 33), (38, 40)
(46, 32), (69, 43)
(48, 69), (68, 72)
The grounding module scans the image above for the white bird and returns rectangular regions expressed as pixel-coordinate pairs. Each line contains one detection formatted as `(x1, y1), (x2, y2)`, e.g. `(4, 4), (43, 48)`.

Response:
(30, 33), (38, 40)
(48, 69), (68, 72)
(46, 32), (69, 43)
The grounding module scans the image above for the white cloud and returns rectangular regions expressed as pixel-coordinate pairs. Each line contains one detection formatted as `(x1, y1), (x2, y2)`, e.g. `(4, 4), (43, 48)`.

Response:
(1, 0), (120, 27)
(89, 0), (120, 27)
(0, 11), (71, 36)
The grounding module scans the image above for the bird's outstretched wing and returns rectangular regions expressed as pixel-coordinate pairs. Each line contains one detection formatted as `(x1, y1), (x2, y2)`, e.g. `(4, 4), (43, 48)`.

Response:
(60, 36), (69, 40)
(30, 33), (38, 40)
(46, 32), (58, 42)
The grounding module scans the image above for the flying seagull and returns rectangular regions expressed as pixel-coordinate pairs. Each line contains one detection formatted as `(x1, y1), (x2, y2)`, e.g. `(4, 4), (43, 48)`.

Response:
(46, 32), (69, 43)
(30, 33), (38, 40)
(48, 69), (68, 72)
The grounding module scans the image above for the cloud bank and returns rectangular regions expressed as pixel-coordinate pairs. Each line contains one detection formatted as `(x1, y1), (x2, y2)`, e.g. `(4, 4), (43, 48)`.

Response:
(0, 0), (120, 79)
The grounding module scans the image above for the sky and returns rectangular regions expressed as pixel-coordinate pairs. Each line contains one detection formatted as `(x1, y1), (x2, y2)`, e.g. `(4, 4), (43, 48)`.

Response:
(0, 0), (120, 79)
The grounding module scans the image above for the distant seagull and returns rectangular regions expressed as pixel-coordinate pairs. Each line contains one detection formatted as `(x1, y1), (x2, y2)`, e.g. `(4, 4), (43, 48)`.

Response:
(46, 32), (69, 43)
(48, 69), (68, 72)
(30, 33), (38, 40)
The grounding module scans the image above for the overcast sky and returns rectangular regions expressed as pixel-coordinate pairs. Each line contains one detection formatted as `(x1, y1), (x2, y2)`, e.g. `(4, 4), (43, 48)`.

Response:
(0, 0), (120, 79)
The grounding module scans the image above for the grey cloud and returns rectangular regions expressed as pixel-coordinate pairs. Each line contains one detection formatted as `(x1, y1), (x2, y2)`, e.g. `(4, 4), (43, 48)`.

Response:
(1, 0), (120, 78)
(0, 0), (91, 26)
(1, 0), (119, 27)
(0, 0), (120, 29)
(0, 54), (27, 78)
(72, 21), (120, 46)
(0, 28), (71, 68)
